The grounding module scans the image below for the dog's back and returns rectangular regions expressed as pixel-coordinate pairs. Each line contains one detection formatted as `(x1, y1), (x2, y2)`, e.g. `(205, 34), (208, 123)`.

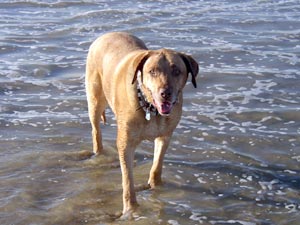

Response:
(88, 32), (147, 76)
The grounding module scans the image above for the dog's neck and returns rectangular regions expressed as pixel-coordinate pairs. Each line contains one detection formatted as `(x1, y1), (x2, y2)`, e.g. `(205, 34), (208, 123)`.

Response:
(136, 71), (158, 121)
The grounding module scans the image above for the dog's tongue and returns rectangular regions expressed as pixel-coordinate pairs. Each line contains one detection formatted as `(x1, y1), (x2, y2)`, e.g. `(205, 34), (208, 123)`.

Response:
(159, 102), (172, 115)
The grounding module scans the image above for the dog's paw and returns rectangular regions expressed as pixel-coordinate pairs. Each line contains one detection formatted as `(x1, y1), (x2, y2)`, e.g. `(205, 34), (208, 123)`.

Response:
(119, 211), (134, 220)
(120, 210), (143, 221)
(119, 202), (140, 221)
(148, 178), (163, 189)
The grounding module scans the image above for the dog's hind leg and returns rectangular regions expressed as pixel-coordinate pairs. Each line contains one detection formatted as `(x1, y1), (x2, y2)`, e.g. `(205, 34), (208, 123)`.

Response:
(86, 65), (107, 155)
(101, 111), (106, 124)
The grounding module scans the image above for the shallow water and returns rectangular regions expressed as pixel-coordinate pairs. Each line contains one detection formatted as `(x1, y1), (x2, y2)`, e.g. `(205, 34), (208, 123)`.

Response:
(0, 0), (300, 224)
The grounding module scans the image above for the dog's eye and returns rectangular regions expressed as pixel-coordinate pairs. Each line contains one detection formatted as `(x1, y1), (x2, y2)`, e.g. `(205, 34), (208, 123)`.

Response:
(172, 65), (181, 76)
(149, 69), (156, 76)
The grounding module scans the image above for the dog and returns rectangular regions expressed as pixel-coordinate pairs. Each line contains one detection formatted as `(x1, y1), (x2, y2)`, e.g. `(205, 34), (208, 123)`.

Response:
(85, 32), (198, 218)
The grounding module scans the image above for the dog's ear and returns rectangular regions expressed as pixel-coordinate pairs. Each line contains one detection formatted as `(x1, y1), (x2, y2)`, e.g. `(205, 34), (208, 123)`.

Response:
(131, 51), (151, 84)
(180, 53), (199, 88)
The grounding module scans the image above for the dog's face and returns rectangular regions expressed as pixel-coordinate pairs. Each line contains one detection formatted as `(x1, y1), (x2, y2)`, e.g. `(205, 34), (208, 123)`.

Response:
(133, 49), (199, 116)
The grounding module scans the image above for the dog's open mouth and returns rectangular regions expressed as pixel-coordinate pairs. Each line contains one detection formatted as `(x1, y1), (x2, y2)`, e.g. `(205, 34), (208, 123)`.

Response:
(154, 101), (173, 115)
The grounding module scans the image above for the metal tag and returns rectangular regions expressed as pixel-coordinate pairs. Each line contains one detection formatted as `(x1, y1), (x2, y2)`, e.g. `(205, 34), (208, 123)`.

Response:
(145, 110), (151, 121)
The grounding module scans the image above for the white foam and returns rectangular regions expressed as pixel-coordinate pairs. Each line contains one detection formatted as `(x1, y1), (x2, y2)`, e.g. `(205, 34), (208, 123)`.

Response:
(189, 212), (207, 223)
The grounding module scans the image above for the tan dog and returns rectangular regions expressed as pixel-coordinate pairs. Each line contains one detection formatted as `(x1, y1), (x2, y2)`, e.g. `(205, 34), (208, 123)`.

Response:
(85, 32), (198, 218)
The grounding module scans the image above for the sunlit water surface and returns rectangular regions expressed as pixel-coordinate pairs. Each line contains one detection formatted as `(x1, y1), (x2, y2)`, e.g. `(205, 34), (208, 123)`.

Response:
(0, 0), (299, 224)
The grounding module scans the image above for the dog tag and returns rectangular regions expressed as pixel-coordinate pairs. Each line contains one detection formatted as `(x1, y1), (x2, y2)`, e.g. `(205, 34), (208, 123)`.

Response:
(145, 110), (151, 121)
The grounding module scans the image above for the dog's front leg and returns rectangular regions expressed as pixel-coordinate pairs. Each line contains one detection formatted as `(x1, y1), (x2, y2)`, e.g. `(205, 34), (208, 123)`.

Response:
(117, 127), (139, 218)
(148, 135), (171, 188)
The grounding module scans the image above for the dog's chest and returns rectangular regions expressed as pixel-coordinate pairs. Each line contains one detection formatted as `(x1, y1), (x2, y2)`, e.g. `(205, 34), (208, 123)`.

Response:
(141, 116), (179, 140)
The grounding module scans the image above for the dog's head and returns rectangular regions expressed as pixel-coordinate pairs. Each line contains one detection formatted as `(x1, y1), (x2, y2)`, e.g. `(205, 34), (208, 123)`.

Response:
(132, 49), (199, 116)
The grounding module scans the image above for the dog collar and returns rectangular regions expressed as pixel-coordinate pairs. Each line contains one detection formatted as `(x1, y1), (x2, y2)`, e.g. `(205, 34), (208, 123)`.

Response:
(136, 73), (158, 121)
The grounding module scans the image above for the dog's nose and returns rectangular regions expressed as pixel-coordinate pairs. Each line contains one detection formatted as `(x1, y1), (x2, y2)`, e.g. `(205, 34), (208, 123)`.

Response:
(160, 88), (172, 99)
